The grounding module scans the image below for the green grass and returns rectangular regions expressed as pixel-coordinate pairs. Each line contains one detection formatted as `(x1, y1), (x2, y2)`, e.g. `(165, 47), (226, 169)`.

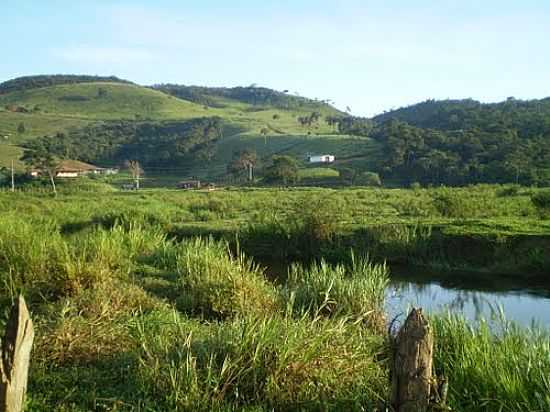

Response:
(0, 82), (214, 121)
(0, 185), (548, 410)
(0, 143), (24, 170)
(433, 315), (550, 411)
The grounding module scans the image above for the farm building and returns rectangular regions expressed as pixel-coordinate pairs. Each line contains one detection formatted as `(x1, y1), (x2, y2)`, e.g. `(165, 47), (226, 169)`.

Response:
(31, 160), (118, 178)
(177, 180), (202, 190)
(308, 155), (335, 164)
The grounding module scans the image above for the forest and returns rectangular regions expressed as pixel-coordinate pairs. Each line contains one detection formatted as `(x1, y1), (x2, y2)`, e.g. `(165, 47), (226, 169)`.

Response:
(21, 117), (224, 168)
(152, 84), (334, 110)
(364, 98), (550, 186)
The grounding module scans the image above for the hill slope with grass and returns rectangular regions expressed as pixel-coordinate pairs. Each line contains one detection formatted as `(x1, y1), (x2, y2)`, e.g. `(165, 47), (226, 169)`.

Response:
(0, 75), (378, 178)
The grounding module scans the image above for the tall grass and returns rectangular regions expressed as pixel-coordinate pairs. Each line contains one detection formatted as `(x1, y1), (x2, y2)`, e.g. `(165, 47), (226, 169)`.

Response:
(432, 315), (550, 412)
(283, 255), (389, 331)
(134, 310), (388, 411)
(0, 187), (548, 410)
(169, 238), (280, 319)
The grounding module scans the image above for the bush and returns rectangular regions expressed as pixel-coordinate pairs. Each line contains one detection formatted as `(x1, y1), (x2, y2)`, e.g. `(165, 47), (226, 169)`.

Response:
(531, 191), (550, 218)
(497, 184), (521, 197)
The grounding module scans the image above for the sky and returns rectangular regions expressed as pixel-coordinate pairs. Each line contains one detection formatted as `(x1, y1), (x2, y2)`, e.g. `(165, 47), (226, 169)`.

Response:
(2, 0), (549, 116)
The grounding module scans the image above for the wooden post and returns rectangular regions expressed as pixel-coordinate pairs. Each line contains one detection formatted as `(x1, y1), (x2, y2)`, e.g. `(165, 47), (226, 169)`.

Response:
(0, 296), (34, 412)
(391, 308), (433, 412)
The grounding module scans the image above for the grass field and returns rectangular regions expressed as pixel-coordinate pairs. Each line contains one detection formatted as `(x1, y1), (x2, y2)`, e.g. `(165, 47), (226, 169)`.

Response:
(0, 184), (548, 411)
(0, 144), (25, 170)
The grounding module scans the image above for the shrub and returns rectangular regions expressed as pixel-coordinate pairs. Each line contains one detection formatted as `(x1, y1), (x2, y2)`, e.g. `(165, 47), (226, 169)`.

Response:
(531, 191), (550, 218)
(172, 238), (279, 319)
(497, 184), (521, 197)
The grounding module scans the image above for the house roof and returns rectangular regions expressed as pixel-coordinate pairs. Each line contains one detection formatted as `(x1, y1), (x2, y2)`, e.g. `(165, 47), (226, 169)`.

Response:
(57, 160), (104, 172)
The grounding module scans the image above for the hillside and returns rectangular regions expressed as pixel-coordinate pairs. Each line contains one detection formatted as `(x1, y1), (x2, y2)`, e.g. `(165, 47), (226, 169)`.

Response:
(0, 76), (357, 176)
(373, 98), (550, 135)
(4, 75), (549, 187)
(369, 98), (550, 187)
(152, 84), (338, 112)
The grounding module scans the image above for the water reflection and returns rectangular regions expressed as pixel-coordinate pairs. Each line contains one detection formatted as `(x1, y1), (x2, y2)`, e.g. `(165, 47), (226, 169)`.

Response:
(260, 259), (550, 328)
(388, 268), (550, 328)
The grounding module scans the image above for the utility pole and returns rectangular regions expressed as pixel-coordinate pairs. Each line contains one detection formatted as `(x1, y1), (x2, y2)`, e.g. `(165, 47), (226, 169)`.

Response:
(11, 160), (15, 192)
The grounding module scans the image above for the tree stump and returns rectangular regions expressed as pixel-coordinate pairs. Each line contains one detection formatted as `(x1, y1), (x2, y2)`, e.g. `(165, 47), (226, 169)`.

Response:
(0, 296), (35, 412)
(391, 308), (433, 412)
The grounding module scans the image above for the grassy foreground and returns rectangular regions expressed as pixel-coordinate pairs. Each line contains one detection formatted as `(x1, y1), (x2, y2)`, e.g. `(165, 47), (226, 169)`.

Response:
(0, 185), (549, 411)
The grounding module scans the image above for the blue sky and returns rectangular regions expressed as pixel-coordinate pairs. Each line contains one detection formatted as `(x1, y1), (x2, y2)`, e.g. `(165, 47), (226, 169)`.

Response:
(2, 0), (549, 116)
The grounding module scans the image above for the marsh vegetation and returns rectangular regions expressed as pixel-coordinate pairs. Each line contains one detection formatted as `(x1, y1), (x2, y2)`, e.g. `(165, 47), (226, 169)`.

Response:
(0, 184), (549, 410)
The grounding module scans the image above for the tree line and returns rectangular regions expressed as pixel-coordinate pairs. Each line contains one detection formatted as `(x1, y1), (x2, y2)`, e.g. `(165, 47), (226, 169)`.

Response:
(21, 117), (224, 169)
(0, 75), (132, 94)
(152, 84), (335, 111)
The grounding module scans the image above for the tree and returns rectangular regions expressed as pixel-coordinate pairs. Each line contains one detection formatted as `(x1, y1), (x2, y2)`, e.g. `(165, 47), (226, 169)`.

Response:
(17, 122), (26, 134)
(21, 143), (60, 196)
(125, 160), (143, 189)
(228, 149), (257, 182)
(362, 171), (382, 187)
(339, 167), (357, 185)
(260, 127), (269, 144)
(264, 155), (299, 185)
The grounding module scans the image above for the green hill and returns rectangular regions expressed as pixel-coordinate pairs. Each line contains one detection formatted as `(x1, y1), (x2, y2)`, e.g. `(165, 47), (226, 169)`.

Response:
(9, 76), (550, 188)
(0, 76), (365, 179)
(369, 98), (550, 186)
(0, 82), (213, 121)
(0, 74), (133, 94)
(372, 98), (550, 135)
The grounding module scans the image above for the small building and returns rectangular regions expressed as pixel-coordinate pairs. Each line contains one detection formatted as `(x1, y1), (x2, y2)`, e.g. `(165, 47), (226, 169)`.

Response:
(31, 160), (119, 178)
(177, 180), (202, 190)
(308, 155), (335, 164)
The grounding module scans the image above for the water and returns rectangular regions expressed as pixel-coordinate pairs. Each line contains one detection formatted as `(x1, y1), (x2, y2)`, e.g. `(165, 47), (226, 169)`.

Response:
(387, 266), (550, 328)
(262, 260), (550, 328)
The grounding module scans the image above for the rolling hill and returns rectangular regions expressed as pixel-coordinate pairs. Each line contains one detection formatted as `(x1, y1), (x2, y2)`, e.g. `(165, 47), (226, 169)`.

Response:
(3, 75), (549, 187)
(0, 75), (373, 178)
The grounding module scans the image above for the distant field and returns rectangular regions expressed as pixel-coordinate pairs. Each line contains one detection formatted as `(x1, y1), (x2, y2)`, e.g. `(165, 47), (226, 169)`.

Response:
(213, 133), (383, 172)
(0, 110), (90, 143)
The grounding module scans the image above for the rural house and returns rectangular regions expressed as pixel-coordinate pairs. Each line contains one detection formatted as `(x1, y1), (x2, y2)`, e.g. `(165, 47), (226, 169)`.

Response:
(308, 154), (335, 164)
(31, 160), (118, 178)
(177, 180), (202, 190)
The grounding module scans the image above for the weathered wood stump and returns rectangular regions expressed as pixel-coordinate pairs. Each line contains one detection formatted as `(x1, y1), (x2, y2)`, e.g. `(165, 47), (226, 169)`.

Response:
(391, 308), (434, 412)
(0, 296), (35, 412)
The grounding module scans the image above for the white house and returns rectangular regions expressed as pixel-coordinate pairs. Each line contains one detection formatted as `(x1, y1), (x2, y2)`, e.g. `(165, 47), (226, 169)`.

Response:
(308, 155), (335, 164)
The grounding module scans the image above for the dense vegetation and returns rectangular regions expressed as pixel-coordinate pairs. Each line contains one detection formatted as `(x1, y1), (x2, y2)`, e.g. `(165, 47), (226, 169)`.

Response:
(21, 117), (225, 168)
(152, 84), (336, 111)
(0, 185), (548, 411)
(371, 98), (550, 186)
(0, 74), (133, 94)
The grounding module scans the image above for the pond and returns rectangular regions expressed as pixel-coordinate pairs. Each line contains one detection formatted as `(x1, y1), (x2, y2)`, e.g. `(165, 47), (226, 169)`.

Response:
(261, 259), (550, 328)
(387, 266), (550, 328)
